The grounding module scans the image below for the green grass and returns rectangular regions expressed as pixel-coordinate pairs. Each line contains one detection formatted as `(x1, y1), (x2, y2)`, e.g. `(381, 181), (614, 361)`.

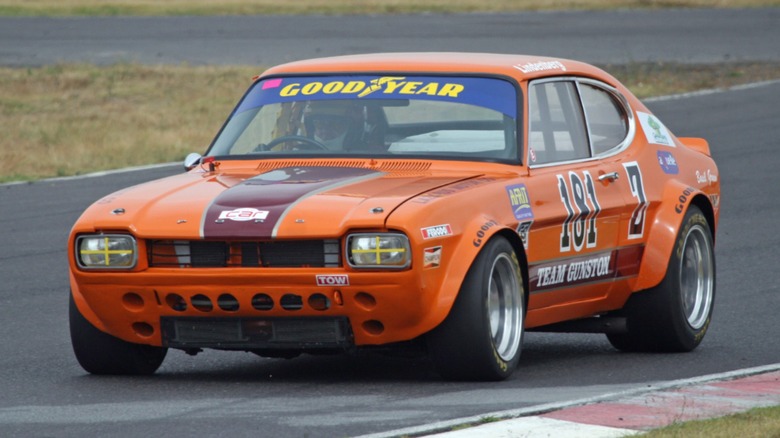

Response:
(641, 404), (780, 437)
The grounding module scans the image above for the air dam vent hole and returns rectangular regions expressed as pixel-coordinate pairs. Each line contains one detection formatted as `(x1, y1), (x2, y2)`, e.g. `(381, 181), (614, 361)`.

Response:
(354, 292), (376, 310)
(308, 293), (331, 311)
(191, 294), (213, 312)
(165, 294), (187, 312)
(362, 320), (384, 336)
(132, 322), (154, 337)
(218, 294), (240, 312)
(280, 294), (303, 311)
(252, 293), (274, 311)
(122, 292), (145, 311)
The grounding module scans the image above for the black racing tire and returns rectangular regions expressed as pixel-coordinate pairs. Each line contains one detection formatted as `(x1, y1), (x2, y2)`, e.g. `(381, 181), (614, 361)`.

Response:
(428, 236), (525, 381)
(69, 293), (167, 375)
(607, 205), (715, 352)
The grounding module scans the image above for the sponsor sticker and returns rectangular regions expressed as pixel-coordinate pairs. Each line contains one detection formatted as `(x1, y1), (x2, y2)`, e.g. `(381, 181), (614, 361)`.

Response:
(423, 246), (442, 268)
(657, 150), (679, 174)
(506, 184), (534, 221)
(240, 75), (518, 119)
(696, 169), (718, 186)
(316, 274), (350, 286)
(637, 111), (674, 147)
(473, 219), (499, 248)
(218, 208), (269, 222)
(675, 187), (695, 214)
(533, 252), (613, 290)
(279, 76), (465, 99)
(709, 194), (720, 208)
(261, 78), (283, 89)
(421, 224), (453, 240)
(513, 60), (567, 74)
(516, 221), (532, 250)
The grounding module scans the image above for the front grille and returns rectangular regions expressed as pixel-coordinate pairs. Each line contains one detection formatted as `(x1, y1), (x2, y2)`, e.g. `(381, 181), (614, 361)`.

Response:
(148, 239), (340, 268)
(161, 317), (352, 349)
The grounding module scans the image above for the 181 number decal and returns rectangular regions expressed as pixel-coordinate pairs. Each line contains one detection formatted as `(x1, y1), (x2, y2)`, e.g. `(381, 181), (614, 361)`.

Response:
(557, 171), (601, 252)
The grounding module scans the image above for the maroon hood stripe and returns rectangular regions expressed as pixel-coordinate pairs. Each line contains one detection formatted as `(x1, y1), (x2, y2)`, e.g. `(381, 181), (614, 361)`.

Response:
(201, 166), (381, 239)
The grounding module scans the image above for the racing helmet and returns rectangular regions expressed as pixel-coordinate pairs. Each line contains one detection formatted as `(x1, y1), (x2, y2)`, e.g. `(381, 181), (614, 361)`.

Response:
(304, 100), (362, 150)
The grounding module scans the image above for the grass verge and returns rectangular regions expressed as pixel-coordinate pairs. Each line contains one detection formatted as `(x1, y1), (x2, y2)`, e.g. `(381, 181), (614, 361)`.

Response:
(1, 61), (779, 183)
(641, 404), (780, 437)
(0, 0), (777, 16)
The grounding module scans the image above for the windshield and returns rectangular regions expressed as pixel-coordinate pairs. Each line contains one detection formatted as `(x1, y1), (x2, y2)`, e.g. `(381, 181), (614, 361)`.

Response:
(207, 75), (520, 162)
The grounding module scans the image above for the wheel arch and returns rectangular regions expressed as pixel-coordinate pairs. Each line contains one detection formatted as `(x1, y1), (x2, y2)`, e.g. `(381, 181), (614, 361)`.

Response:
(431, 218), (528, 330)
(635, 183), (715, 291)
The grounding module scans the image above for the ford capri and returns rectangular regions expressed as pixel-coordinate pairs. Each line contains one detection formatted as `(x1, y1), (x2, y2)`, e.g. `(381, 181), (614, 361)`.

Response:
(68, 53), (720, 381)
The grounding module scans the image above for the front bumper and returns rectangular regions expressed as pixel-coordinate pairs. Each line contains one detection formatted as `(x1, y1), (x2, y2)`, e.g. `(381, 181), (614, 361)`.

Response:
(70, 267), (441, 349)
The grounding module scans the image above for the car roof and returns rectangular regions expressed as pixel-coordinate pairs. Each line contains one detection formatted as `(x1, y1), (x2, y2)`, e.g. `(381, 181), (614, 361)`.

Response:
(260, 52), (617, 84)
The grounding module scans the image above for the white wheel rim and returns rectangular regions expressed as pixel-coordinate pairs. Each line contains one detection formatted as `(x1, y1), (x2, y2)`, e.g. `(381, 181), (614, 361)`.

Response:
(487, 253), (523, 361)
(679, 224), (714, 330)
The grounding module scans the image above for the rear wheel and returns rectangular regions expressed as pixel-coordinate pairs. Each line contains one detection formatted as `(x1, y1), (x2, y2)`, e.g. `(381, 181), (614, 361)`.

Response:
(607, 206), (715, 352)
(428, 236), (525, 381)
(70, 293), (167, 375)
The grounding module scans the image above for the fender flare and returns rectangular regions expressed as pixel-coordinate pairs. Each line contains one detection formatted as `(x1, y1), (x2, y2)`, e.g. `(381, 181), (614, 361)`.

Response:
(634, 182), (714, 291)
(431, 215), (528, 328)
(69, 271), (111, 333)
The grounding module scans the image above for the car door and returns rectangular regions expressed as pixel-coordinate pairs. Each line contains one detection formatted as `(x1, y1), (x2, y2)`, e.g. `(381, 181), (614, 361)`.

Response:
(523, 78), (629, 316)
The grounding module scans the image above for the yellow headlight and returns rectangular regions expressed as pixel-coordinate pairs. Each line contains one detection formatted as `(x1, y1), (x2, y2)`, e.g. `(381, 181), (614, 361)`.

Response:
(76, 234), (137, 269)
(347, 233), (410, 269)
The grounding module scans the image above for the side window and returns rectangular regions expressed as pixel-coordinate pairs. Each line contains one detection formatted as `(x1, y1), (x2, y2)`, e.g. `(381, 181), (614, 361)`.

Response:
(528, 81), (589, 165)
(580, 83), (629, 155)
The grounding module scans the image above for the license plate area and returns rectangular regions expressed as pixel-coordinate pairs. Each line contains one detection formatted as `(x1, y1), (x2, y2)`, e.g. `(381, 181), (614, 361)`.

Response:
(161, 317), (352, 349)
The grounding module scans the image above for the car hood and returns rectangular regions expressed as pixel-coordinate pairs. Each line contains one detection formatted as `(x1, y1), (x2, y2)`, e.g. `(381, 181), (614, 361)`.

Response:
(80, 164), (484, 239)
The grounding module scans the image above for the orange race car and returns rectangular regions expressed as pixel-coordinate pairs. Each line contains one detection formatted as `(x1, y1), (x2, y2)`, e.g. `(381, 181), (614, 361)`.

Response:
(68, 53), (720, 381)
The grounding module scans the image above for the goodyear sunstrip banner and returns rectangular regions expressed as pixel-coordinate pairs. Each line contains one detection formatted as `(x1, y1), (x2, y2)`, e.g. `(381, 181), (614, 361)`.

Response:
(236, 75), (517, 118)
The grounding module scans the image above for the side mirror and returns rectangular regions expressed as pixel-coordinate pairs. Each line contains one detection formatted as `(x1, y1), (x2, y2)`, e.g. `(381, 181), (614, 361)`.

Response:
(183, 152), (203, 171)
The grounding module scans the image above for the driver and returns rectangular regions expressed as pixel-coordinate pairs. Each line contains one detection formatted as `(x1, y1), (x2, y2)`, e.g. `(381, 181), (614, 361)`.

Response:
(304, 100), (363, 150)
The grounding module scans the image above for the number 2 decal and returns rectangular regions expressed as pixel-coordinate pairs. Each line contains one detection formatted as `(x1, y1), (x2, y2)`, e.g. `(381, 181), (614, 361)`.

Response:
(623, 162), (647, 239)
(557, 171), (601, 252)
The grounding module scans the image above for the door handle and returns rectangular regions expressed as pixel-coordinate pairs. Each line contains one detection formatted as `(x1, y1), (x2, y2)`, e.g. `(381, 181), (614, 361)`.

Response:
(598, 172), (620, 182)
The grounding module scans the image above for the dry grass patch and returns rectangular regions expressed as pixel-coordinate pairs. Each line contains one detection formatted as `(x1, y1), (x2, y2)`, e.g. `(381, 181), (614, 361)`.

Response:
(1, 61), (779, 182)
(0, 64), (259, 181)
(0, 0), (778, 16)
(602, 61), (780, 98)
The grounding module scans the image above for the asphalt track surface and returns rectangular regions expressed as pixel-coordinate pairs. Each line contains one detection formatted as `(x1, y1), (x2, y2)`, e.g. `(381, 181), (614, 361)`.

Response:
(1, 8), (779, 67)
(1, 8), (779, 438)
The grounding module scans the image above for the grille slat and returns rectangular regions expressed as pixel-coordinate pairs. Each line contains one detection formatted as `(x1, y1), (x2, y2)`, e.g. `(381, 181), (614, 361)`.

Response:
(149, 239), (340, 268)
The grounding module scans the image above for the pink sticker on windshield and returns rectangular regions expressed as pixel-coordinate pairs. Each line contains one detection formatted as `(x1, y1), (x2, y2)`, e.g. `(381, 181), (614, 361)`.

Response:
(262, 78), (283, 89)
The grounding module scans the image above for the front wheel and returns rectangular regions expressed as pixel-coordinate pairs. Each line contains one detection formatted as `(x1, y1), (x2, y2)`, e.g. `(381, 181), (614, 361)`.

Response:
(428, 236), (525, 381)
(70, 293), (167, 375)
(607, 205), (715, 352)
